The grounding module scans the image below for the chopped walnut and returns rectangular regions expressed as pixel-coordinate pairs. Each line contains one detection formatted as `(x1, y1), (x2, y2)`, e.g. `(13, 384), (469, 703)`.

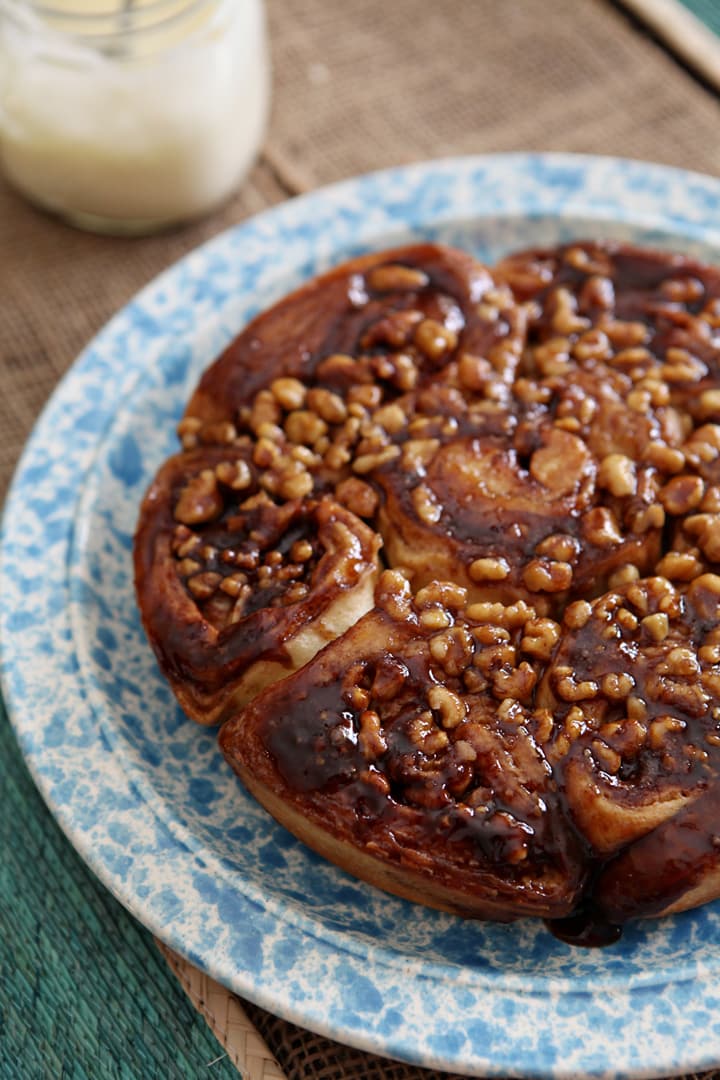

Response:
(336, 476), (379, 518)
(174, 469), (224, 525)
(414, 318), (458, 361)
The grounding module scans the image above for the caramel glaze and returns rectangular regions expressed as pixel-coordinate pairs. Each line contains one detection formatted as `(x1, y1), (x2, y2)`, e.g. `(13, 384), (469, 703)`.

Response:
(135, 242), (511, 723)
(540, 575), (720, 935)
(220, 571), (720, 941)
(221, 601), (588, 921)
(497, 239), (720, 421)
(134, 443), (381, 723)
(377, 429), (661, 611)
(184, 243), (500, 426)
(137, 239), (720, 940)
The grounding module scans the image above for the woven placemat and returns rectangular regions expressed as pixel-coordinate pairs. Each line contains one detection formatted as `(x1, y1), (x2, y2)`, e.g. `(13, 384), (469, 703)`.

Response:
(157, 944), (285, 1080)
(262, 0), (720, 192)
(3, 1), (720, 1077)
(0, 696), (240, 1080)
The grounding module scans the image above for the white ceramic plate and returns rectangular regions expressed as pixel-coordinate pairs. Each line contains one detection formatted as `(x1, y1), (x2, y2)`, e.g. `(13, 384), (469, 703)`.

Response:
(4, 154), (720, 1079)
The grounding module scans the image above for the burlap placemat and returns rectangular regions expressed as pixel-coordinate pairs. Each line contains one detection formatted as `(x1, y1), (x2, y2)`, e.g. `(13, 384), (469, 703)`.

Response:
(3, 1), (720, 1077)
(263, 0), (720, 191)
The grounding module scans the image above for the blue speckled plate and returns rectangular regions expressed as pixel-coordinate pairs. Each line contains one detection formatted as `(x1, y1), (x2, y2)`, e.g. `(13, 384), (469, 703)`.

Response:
(4, 154), (720, 1080)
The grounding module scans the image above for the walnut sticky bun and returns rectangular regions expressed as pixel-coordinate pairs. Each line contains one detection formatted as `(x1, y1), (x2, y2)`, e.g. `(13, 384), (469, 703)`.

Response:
(134, 445), (381, 724)
(135, 240), (720, 937)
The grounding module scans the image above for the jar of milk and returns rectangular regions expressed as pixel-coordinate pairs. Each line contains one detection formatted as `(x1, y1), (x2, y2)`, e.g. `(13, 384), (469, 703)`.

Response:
(0, 1), (271, 234)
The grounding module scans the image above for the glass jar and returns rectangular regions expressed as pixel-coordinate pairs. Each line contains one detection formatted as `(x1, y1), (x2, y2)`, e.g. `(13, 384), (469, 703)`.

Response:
(0, 0), (271, 234)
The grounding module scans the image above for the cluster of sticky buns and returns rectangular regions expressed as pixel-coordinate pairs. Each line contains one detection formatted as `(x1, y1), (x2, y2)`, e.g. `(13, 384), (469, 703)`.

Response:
(135, 240), (720, 930)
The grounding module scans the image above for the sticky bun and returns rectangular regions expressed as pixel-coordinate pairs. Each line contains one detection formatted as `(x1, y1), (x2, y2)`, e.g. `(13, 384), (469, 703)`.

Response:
(135, 239), (720, 935)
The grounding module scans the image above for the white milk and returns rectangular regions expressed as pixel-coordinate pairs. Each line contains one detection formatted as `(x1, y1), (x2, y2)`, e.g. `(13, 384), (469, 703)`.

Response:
(0, 0), (270, 232)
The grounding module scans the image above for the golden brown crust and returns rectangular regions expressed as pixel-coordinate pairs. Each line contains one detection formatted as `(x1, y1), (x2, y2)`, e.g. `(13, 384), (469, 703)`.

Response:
(135, 238), (720, 935)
